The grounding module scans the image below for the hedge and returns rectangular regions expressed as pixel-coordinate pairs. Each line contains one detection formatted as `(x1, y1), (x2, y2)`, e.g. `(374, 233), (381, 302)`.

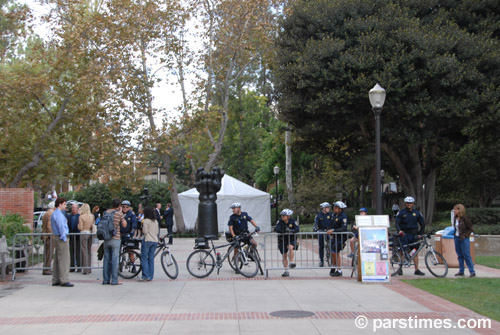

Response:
(434, 208), (500, 226)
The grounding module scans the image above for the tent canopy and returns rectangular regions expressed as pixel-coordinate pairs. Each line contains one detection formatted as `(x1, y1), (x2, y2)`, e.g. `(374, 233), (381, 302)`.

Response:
(178, 175), (272, 233)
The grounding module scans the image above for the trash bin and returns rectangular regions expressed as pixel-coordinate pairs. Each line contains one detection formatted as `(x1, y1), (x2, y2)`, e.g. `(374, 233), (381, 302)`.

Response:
(434, 227), (475, 268)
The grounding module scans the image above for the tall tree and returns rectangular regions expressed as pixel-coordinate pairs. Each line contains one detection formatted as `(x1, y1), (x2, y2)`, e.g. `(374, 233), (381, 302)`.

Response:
(275, 0), (500, 223)
(0, 1), (125, 188)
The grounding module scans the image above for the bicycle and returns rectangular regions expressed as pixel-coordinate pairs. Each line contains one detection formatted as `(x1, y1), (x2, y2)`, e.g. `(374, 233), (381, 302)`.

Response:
(118, 235), (179, 280)
(350, 240), (359, 278)
(390, 232), (448, 278)
(186, 231), (260, 278)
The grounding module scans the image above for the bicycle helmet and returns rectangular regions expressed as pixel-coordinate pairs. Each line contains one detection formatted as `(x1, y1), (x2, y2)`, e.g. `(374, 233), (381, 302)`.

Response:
(334, 201), (347, 209)
(320, 202), (331, 209)
(404, 196), (415, 203)
(359, 207), (368, 213)
(121, 200), (131, 206)
(230, 202), (241, 209)
(280, 209), (293, 216)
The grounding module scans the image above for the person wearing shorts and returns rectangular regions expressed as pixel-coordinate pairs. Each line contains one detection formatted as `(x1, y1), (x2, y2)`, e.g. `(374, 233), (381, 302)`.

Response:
(275, 209), (299, 277)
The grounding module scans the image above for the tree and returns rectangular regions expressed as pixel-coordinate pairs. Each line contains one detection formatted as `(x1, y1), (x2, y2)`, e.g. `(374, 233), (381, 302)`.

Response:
(0, 1), (125, 189)
(275, 0), (500, 223)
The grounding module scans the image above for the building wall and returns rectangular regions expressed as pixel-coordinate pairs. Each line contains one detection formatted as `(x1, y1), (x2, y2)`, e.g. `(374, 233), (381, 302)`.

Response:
(0, 188), (34, 229)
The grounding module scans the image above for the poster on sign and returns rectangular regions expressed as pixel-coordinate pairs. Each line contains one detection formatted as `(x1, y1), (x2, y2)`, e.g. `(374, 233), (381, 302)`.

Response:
(356, 215), (390, 283)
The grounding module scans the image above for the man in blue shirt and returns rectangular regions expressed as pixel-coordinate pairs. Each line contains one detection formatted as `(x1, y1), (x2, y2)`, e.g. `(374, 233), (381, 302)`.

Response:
(395, 196), (425, 276)
(228, 202), (260, 248)
(51, 198), (74, 287)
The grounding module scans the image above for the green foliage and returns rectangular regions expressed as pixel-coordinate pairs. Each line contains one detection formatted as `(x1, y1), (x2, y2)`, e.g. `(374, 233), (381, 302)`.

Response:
(274, 0), (500, 224)
(0, 212), (31, 245)
(434, 208), (500, 226)
(438, 140), (500, 208)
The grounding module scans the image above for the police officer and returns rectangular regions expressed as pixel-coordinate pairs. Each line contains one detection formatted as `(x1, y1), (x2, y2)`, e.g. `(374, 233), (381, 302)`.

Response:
(326, 201), (348, 277)
(395, 196), (425, 276)
(228, 203), (260, 249)
(313, 202), (335, 267)
(120, 200), (137, 244)
(275, 209), (299, 277)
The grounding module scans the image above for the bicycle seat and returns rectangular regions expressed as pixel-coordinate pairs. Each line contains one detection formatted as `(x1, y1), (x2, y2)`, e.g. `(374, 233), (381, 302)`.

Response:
(204, 235), (217, 240)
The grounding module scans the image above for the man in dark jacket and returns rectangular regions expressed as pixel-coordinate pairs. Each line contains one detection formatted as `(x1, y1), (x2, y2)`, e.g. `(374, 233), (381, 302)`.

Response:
(163, 203), (174, 245)
(66, 203), (80, 272)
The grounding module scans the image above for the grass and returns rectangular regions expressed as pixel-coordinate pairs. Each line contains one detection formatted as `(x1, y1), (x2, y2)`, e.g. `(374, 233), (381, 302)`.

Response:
(402, 278), (500, 322)
(476, 256), (500, 269)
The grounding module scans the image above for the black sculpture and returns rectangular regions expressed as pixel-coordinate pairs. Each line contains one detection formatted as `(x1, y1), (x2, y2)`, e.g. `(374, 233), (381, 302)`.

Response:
(195, 167), (224, 238)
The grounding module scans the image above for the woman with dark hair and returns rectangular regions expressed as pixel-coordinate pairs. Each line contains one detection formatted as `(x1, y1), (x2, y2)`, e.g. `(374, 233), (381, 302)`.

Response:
(140, 206), (159, 281)
(453, 204), (475, 277)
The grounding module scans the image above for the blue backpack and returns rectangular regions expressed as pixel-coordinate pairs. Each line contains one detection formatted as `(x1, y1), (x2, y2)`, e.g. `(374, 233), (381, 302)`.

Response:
(96, 210), (117, 241)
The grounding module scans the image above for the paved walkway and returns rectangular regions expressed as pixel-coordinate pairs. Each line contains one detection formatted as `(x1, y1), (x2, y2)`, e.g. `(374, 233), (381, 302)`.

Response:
(0, 235), (499, 335)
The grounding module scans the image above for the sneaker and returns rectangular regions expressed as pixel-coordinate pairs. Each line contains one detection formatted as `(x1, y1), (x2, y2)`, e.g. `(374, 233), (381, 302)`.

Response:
(455, 272), (464, 277)
(290, 263), (296, 269)
(329, 269), (336, 277)
(335, 270), (343, 277)
(60, 282), (74, 287)
(396, 268), (403, 276)
(414, 269), (425, 276)
(282, 271), (290, 277)
(347, 253), (354, 258)
(131, 265), (137, 274)
(470, 272), (476, 278)
(319, 261), (324, 267)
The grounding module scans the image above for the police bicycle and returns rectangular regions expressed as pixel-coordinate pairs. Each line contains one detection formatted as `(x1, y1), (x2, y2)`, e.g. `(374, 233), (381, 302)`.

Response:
(390, 232), (448, 278)
(316, 230), (332, 267)
(187, 231), (261, 278)
(118, 235), (179, 280)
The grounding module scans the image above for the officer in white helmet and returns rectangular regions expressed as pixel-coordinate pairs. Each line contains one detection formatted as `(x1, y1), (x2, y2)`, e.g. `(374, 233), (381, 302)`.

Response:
(228, 202), (260, 251)
(313, 202), (335, 267)
(326, 201), (349, 277)
(395, 196), (425, 276)
(274, 209), (299, 277)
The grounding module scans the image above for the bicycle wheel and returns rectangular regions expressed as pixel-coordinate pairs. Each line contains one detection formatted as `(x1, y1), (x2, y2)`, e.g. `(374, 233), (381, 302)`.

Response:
(186, 250), (215, 278)
(425, 250), (448, 278)
(227, 246), (238, 272)
(161, 250), (179, 279)
(390, 252), (402, 276)
(351, 249), (358, 278)
(118, 249), (141, 279)
(235, 251), (259, 278)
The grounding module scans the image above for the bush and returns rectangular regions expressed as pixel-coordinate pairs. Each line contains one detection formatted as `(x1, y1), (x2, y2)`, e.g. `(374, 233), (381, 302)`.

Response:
(434, 208), (500, 226)
(0, 213), (31, 245)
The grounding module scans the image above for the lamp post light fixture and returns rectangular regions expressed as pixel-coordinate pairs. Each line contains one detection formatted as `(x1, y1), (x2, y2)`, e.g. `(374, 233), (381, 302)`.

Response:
(274, 165), (280, 223)
(369, 83), (386, 215)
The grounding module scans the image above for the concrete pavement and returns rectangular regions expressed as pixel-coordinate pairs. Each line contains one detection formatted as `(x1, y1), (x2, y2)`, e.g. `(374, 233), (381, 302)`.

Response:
(0, 234), (499, 335)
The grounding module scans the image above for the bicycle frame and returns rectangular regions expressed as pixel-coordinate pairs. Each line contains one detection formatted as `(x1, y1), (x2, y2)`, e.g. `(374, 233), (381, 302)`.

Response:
(393, 233), (431, 265)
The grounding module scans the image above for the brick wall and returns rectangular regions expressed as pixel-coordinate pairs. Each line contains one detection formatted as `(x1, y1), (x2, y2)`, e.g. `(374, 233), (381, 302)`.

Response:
(0, 188), (34, 230)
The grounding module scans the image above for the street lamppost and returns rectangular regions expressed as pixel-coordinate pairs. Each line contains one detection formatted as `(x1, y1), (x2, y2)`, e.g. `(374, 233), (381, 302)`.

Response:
(369, 83), (386, 215)
(274, 165), (280, 222)
(381, 169), (385, 210)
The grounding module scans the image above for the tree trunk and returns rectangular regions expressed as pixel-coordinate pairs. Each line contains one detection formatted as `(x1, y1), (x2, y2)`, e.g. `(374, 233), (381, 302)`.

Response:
(285, 126), (294, 208)
(162, 154), (186, 233)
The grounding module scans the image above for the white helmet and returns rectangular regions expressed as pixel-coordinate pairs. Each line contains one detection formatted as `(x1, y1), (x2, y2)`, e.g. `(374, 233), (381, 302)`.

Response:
(404, 196), (415, 203)
(320, 202), (331, 209)
(280, 209), (293, 216)
(334, 201), (347, 209)
(230, 202), (241, 209)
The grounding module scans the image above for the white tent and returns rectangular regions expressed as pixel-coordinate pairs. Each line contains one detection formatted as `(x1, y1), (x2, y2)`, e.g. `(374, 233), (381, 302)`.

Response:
(178, 175), (272, 233)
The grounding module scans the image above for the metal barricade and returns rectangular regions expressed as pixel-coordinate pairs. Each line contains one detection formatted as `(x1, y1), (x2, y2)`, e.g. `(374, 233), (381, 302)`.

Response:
(11, 232), (103, 280)
(263, 232), (355, 278)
